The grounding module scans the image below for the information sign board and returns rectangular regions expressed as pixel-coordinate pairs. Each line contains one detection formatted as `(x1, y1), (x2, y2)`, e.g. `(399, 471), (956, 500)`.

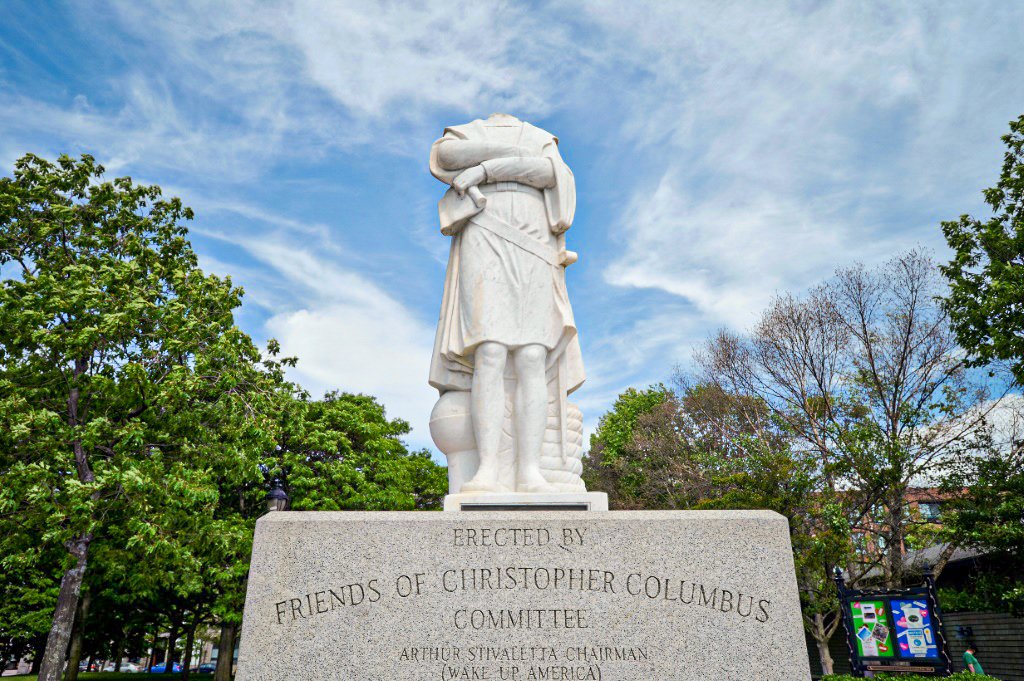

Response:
(850, 600), (894, 658)
(892, 598), (939, 659)
(834, 568), (953, 677)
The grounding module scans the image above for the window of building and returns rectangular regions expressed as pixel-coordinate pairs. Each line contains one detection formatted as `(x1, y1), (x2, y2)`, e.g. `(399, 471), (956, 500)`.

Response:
(918, 502), (941, 520)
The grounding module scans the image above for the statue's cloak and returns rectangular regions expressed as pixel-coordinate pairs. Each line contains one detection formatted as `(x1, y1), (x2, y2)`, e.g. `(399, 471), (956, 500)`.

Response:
(427, 118), (584, 396)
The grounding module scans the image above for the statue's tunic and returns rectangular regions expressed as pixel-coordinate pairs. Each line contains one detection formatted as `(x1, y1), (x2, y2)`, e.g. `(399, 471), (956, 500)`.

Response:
(428, 117), (585, 396)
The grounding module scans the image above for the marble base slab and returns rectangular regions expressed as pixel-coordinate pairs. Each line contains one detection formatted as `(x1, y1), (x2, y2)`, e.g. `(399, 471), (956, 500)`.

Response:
(444, 491), (609, 512)
(236, 510), (810, 680)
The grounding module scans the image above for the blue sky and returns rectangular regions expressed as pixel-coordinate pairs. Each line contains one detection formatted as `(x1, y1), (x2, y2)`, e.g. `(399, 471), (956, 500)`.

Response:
(2, 1), (1023, 452)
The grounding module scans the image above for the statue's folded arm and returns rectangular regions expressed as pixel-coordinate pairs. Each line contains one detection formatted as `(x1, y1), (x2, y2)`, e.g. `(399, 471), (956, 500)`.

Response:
(435, 139), (526, 171)
(480, 157), (556, 189)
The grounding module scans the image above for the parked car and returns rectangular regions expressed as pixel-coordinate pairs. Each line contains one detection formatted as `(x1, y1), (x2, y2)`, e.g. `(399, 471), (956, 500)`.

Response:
(197, 662), (217, 673)
(148, 662), (182, 673)
(104, 661), (143, 672)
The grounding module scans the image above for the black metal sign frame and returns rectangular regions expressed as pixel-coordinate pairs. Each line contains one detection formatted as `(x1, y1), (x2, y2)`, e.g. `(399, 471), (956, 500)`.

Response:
(834, 566), (954, 677)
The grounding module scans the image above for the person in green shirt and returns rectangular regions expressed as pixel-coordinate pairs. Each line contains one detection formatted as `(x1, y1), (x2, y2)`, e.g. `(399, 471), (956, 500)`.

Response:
(964, 644), (984, 674)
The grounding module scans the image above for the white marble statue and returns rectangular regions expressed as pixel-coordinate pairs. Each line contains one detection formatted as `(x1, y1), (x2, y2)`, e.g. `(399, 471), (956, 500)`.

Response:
(427, 113), (587, 495)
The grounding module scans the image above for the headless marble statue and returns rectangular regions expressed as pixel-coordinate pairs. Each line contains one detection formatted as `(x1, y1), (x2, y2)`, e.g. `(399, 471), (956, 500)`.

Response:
(427, 114), (588, 495)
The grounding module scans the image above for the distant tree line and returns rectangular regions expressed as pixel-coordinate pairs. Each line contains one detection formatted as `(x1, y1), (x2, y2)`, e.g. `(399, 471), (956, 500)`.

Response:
(584, 115), (1024, 675)
(0, 154), (447, 681)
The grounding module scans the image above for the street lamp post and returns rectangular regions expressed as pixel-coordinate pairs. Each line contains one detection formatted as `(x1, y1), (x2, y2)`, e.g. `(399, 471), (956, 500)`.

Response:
(266, 482), (289, 513)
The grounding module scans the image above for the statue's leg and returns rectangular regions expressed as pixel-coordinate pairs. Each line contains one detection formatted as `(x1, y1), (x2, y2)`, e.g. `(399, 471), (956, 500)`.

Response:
(513, 344), (558, 493)
(462, 341), (510, 493)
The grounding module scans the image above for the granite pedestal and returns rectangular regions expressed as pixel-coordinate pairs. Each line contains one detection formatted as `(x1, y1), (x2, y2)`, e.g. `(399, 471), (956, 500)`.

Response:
(236, 510), (810, 680)
(443, 492), (608, 512)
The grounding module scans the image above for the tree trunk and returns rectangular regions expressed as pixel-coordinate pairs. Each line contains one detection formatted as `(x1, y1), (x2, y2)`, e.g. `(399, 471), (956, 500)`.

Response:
(887, 488), (908, 588)
(809, 612), (835, 676)
(213, 624), (235, 681)
(164, 626), (178, 673)
(816, 637), (835, 676)
(30, 635), (46, 673)
(41, 361), (98, 681)
(112, 632), (124, 672)
(147, 629), (160, 672)
(182, 624), (197, 680)
(932, 540), (959, 579)
(37, 533), (92, 681)
(63, 590), (91, 681)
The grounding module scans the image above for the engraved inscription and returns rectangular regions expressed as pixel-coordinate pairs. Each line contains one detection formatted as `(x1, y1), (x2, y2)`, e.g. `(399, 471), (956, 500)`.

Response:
(453, 608), (589, 629)
(398, 645), (650, 680)
(253, 521), (793, 680)
(273, 580), (382, 624)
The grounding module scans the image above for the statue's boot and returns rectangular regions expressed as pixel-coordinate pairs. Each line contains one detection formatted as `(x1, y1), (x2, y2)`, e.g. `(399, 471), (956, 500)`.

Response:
(518, 467), (558, 494)
(461, 464), (512, 493)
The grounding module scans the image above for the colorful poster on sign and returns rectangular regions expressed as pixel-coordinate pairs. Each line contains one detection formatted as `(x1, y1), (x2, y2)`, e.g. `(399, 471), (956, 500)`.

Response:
(850, 600), (895, 657)
(892, 599), (939, 658)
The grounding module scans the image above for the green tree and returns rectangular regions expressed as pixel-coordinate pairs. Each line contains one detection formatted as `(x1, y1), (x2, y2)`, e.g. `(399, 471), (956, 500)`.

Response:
(0, 537), (61, 669)
(940, 432), (1024, 615)
(202, 389), (447, 681)
(941, 114), (1024, 383)
(588, 382), (850, 673)
(695, 436), (849, 674)
(271, 391), (447, 511)
(0, 154), (276, 681)
(939, 114), (1024, 616)
(582, 385), (672, 507)
(587, 386), (672, 463)
(698, 251), (996, 588)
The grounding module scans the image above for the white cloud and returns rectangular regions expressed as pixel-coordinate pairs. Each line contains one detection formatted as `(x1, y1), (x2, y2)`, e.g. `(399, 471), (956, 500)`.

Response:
(149, 186), (440, 448)
(605, 175), (846, 329)
(283, 0), (560, 120)
(0, 0), (582, 187)
(194, 213), (440, 448)
(5, 0), (1023, 451)
(581, 0), (1024, 333)
(0, 79), (281, 181)
(266, 302), (436, 445)
(67, 0), (572, 171)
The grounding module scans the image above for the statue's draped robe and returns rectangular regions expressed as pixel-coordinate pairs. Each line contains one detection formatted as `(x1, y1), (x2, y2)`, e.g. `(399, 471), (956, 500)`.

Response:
(428, 116), (587, 491)
(428, 118), (584, 398)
